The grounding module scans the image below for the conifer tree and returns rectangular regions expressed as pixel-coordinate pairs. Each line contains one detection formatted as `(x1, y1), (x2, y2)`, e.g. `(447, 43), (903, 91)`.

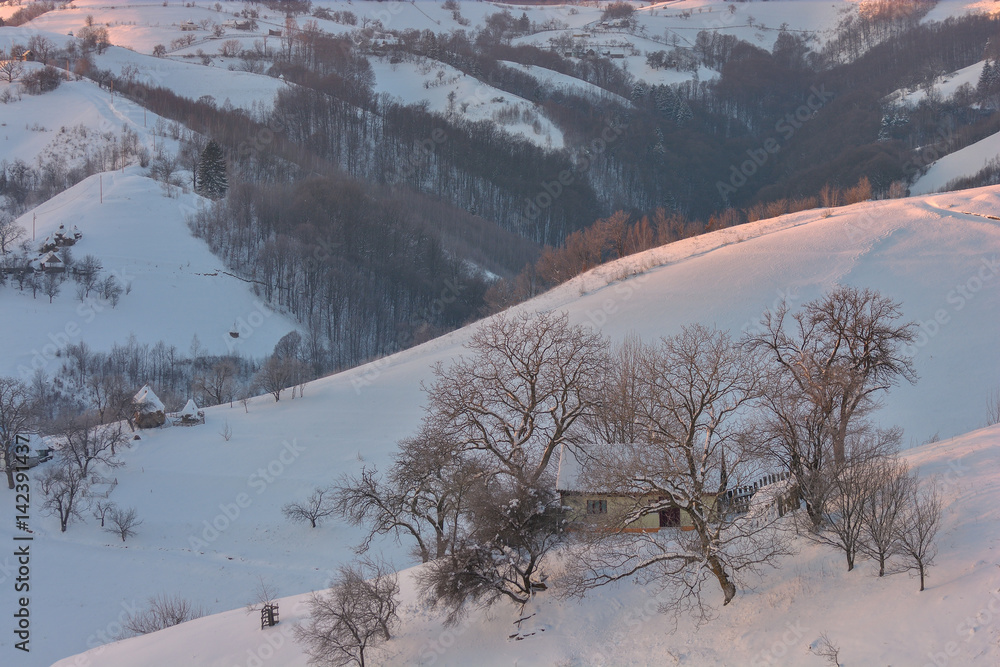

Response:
(196, 140), (228, 200)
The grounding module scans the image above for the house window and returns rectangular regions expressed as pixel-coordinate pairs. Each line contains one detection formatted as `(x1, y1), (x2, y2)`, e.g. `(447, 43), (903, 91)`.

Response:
(659, 506), (681, 528)
(586, 499), (607, 515)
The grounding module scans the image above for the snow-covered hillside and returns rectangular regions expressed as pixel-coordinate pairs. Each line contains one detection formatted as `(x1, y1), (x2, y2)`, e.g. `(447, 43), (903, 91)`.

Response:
(3, 185), (1000, 665)
(0, 35), (297, 379)
(53, 421), (1000, 667)
(6, 3), (1000, 665)
(368, 56), (564, 149)
(1, 172), (299, 378)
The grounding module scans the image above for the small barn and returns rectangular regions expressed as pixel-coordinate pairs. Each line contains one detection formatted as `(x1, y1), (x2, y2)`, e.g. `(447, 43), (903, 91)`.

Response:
(180, 21), (198, 31)
(555, 442), (712, 532)
(133, 384), (166, 428)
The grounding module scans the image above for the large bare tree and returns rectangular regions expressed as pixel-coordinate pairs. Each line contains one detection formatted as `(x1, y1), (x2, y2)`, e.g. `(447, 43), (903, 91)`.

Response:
(564, 326), (788, 610)
(0, 213), (26, 253)
(401, 312), (606, 618)
(747, 286), (917, 467)
(426, 310), (607, 486)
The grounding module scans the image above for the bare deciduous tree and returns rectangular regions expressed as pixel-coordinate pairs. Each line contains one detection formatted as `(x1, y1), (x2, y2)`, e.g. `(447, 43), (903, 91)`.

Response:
(119, 594), (204, 638)
(427, 310), (606, 486)
(193, 359), (237, 407)
(295, 558), (399, 667)
(75, 254), (103, 297)
(0, 376), (35, 490)
(0, 213), (26, 253)
(57, 415), (127, 477)
(255, 355), (304, 402)
(406, 312), (604, 616)
(219, 38), (241, 57)
(858, 453), (911, 576)
(93, 499), (113, 527)
(245, 575), (278, 614)
(43, 272), (61, 303)
(895, 477), (942, 591)
(810, 632), (841, 665)
(105, 505), (142, 542)
(283, 486), (337, 528)
(810, 431), (900, 572)
(0, 59), (23, 83)
(334, 423), (476, 563)
(38, 463), (90, 532)
(747, 286), (917, 467)
(419, 479), (561, 619)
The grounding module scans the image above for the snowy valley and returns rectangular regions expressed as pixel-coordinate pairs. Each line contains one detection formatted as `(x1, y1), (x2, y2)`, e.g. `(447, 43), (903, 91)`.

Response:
(0, 2), (1000, 666)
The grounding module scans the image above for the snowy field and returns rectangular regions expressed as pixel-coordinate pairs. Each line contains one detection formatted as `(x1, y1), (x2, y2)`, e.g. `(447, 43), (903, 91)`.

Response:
(1, 185), (1000, 664)
(51, 421), (1000, 667)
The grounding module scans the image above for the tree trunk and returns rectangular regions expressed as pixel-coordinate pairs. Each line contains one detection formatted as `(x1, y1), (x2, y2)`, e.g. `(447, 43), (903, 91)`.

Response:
(5, 467), (13, 490)
(918, 562), (925, 591)
(708, 555), (736, 605)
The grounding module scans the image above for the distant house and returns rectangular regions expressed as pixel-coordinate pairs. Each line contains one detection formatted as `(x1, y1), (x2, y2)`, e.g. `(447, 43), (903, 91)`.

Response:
(180, 21), (198, 31)
(555, 442), (714, 532)
(0, 433), (53, 471)
(20, 49), (34, 62)
(133, 384), (166, 428)
(223, 19), (253, 30)
(268, 29), (282, 37)
(36, 251), (65, 273)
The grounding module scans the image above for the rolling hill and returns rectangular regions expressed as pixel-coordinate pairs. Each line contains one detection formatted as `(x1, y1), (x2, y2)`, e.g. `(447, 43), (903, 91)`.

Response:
(2, 184), (999, 664)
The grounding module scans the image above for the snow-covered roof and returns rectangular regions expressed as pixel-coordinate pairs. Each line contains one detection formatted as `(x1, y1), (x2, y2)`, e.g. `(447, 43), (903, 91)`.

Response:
(133, 384), (165, 412)
(39, 251), (64, 265)
(555, 442), (585, 492)
(555, 442), (624, 493)
(179, 398), (199, 417)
